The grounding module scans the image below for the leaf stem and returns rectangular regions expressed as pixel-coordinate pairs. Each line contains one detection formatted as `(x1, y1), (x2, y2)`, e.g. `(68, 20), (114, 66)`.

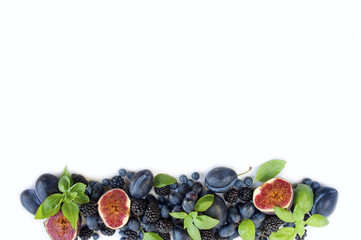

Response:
(237, 166), (252, 176)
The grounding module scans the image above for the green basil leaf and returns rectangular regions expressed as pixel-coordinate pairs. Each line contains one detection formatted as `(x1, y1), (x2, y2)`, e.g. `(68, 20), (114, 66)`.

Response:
(189, 211), (197, 219)
(305, 214), (329, 227)
(194, 215), (219, 230)
(293, 184), (314, 213)
(143, 232), (164, 240)
(269, 227), (297, 240)
(184, 215), (193, 229)
(256, 159), (286, 182)
(293, 205), (304, 222)
(295, 222), (305, 238)
(169, 212), (188, 219)
(73, 192), (90, 204)
(34, 200), (61, 219)
(43, 193), (64, 213)
(64, 192), (78, 203)
(68, 182), (87, 194)
(62, 201), (79, 230)
(58, 176), (71, 193)
(187, 223), (201, 240)
(195, 194), (214, 212)
(274, 207), (295, 223)
(238, 219), (255, 240)
(61, 166), (73, 186)
(153, 174), (177, 188)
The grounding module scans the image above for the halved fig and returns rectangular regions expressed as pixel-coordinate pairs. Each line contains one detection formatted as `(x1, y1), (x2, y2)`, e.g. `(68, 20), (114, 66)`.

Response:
(253, 177), (293, 214)
(44, 210), (80, 240)
(98, 188), (131, 229)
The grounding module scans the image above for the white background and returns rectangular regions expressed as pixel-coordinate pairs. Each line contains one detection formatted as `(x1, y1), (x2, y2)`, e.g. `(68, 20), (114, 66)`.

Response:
(1, 1), (360, 239)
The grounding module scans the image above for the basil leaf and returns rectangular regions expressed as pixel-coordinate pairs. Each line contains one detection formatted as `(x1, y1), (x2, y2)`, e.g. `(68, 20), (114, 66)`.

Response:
(184, 215), (193, 229)
(169, 212), (188, 219)
(68, 182), (87, 194)
(58, 176), (71, 193)
(34, 200), (61, 219)
(305, 214), (329, 227)
(256, 159), (286, 182)
(73, 192), (90, 204)
(153, 174), (177, 188)
(274, 207), (295, 223)
(194, 215), (219, 230)
(238, 219), (255, 240)
(189, 211), (197, 219)
(61, 166), (73, 186)
(269, 227), (297, 240)
(293, 205), (304, 222)
(293, 184), (314, 213)
(43, 193), (63, 213)
(295, 222), (305, 238)
(64, 192), (78, 203)
(186, 223), (201, 240)
(62, 201), (79, 230)
(195, 194), (214, 212)
(143, 232), (164, 240)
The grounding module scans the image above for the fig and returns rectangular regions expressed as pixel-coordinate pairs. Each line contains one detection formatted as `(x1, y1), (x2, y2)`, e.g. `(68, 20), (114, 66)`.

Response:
(311, 187), (338, 217)
(204, 194), (227, 228)
(253, 177), (293, 214)
(35, 174), (60, 202)
(205, 167), (237, 193)
(98, 189), (131, 229)
(44, 210), (81, 240)
(128, 169), (153, 199)
(20, 189), (42, 215)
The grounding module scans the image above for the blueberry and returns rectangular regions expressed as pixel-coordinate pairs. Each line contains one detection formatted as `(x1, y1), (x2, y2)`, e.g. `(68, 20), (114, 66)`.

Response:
(311, 181), (321, 191)
(169, 192), (184, 205)
(191, 182), (203, 195)
(90, 183), (104, 201)
(235, 179), (243, 189)
(118, 168), (127, 177)
(169, 182), (178, 190)
(182, 197), (195, 213)
(177, 183), (189, 196)
(191, 172), (200, 180)
(127, 217), (140, 231)
(102, 179), (110, 186)
(187, 179), (195, 187)
(185, 191), (198, 201)
(127, 172), (135, 179)
(158, 196), (166, 204)
(86, 215), (100, 230)
(179, 175), (187, 183)
(303, 178), (312, 185)
(244, 177), (253, 186)
(92, 233), (99, 240)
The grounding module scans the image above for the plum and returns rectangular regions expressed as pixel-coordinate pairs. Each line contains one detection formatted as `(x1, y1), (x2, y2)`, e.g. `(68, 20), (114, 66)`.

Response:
(204, 194), (227, 228)
(205, 167), (237, 193)
(20, 189), (42, 215)
(173, 225), (192, 240)
(35, 174), (59, 202)
(311, 187), (338, 217)
(227, 206), (241, 224)
(218, 223), (237, 237)
(129, 170), (153, 199)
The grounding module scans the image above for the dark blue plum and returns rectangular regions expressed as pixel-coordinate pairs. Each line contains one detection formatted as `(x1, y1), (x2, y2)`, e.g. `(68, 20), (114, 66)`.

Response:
(87, 215), (100, 230)
(251, 212), (266, 228)
(227, 206), (241, 223)
(311, 187), (338, 217)
(90, 183), (104, 201)
(127, 217), (140, 231)
(20, 189), (42, 215)
(35, 174), (59, 202)
(204, 194), (227, 228)
(218, 223), (237, 237)
(182, 198), (195, 213)
(173, 225), (192, 240)
(241, 202), (255, 219)
(169, 192), (184, 205)
(129, 170), (153, 199)
(205, 167), (237, 193)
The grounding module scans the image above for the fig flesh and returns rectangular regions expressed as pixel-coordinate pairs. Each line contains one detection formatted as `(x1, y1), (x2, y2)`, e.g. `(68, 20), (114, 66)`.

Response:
(253, 177), (293, 214)
(44, 210), (80, 240)
(98, 189), (131, 229)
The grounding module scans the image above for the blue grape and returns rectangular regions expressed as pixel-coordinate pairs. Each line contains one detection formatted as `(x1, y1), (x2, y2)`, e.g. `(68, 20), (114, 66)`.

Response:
(241, 202), (255, 219)
(218, 223), (237, 237)
(227, 206), (241, 223)
(182, 198), (195, 213)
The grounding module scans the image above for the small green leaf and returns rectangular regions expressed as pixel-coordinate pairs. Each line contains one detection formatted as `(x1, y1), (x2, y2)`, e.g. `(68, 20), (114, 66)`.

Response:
(293, 205), (304, 222)
(42, 193), (64, 213)
(34, 201), (61, 219)
(269, 227), (297, 240)
(293, 184), (314, 213)
(256, 159), (286, 182)
(238, 219), (255, 240)
(153, 174), (177, 188)
(61, 166), (73, 186)
(64, 192), (78, 203)
(305, 214), (329, 227)
(184, 215), (193, 229)
(62, 201), (79, 230)
(194, 215), (219, 230)
(73, 192), (90, 204)
(169, 212), (188, 219)
(58, 176), (71, 193)
(68, 182), (87, 194)
(143, 232), (164, 240)
(189, 211), (197, 219)
(274, 207), (295, 223)
(187, 223), (201, 240)
(195, 194), (214, 212)
(295, 222), (305, 238)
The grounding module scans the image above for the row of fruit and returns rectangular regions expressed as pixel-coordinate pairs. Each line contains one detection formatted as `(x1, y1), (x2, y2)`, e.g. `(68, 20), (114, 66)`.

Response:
(20, 160), (338, 240)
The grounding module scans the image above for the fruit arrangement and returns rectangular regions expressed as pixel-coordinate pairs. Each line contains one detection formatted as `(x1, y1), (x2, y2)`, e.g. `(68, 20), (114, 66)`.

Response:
(20, 160), (338, 240)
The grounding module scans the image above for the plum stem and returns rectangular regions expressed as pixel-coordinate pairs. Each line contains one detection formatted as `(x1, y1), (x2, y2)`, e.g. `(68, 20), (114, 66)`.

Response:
(237, 166), (252, 176)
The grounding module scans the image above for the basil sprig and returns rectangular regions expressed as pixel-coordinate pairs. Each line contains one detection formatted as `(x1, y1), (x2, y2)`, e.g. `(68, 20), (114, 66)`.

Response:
(170, 194), (219, 240)
(35, 167), (89, 230)
(153, 173), (177, 188)
(270, 184), (329, 240)
(238, 219), (256, 240)
(256, 159), (286, 182)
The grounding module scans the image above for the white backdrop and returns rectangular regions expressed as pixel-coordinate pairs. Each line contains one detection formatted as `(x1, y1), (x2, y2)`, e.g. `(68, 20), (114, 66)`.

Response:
(1, 1), (360, 239)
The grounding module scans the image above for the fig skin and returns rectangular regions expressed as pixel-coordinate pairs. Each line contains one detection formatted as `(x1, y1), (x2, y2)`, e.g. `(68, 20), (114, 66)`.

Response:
(44, 210), (81, 240)
(311, 187), (338, 217)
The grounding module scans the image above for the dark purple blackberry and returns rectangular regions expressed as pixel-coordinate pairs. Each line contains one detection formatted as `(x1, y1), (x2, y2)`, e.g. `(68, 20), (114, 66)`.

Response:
(264, 215), (283, 233)
(110, 175), (125, 189)
(72, 174), (89, 186)
(200, 229), (216, 240)
(224, 188), (239, 203)
(79, 226), (93, 240)
(79, 202), (98, 217)
(158, 232), (171, 240)
(154, 186), (170, 196)
(144, 201), (161, 223)
(156, 219), (174, 233)
(99, 223), (115, 236)
(124, 230), (137, 240)
(131, 199), (147, 217)
(238, 187), (253, 202)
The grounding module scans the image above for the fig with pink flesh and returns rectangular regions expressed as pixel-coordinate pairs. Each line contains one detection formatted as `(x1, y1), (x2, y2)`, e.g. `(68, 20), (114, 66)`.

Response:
(253, 177), (293, 214)
(98, 188), (131, 229)
(44, 210), (81, 240)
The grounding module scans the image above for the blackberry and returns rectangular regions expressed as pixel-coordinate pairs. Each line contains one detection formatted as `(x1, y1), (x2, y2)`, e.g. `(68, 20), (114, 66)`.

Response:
(200, 229), (216, 240)
(72, 174), (89, 186)
(79, 202), (98, 217)
(158, 232), (171, 240)
(238, 187), (253, 202)
(131, 199), (147, 217)
(79, 226), (94, 240)
(99, 223), (115, 236)
(156, 219), (174, 233)
(224, 188), (239, 203)
(144, 201), (161, 223)
(124, 230), (137, 240)
(264, 215), (283, 233)
(154, 186), (170, 196)
(110, 175), (125, 189)
(296, 229), (307, 240)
